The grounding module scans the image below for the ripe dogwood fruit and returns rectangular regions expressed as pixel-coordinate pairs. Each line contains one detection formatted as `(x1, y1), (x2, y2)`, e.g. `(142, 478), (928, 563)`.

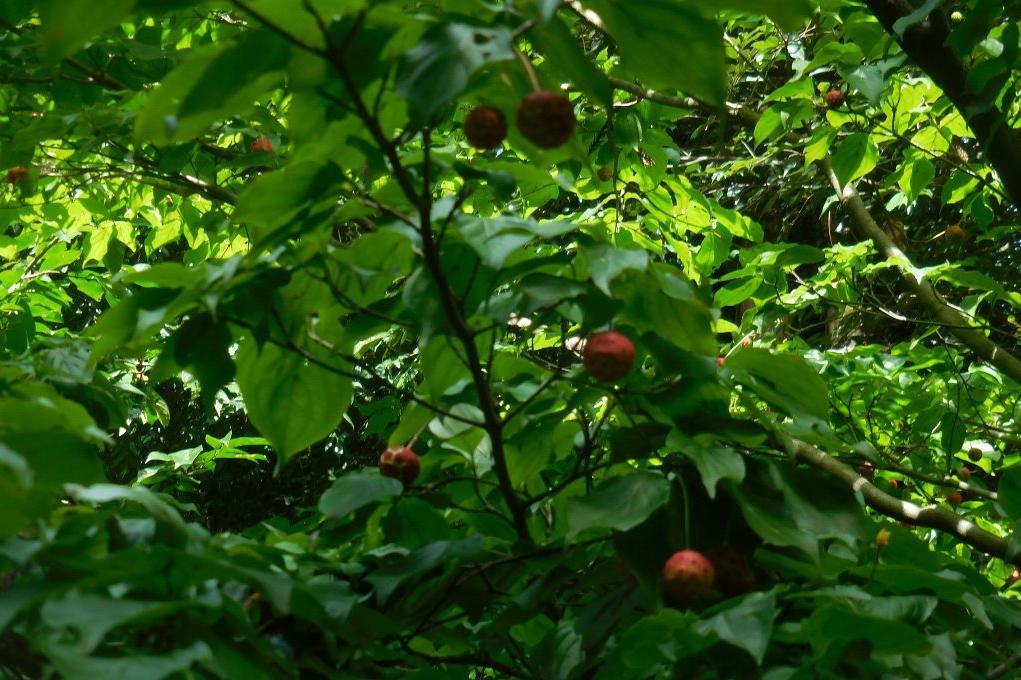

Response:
(946, 490), (964, 506)
(582, 331), (635, 382)
(596, 166), (614, 182)
(464, 106), (507, 149)
(249, 137), (274, 154)
(959, 466), (972, 481)
(6, 166), (28, 184)
(715, 356), (726, 367)
(968, 447), (983, 462)
(379, 446), (420, 486)
(825, 89), (845, 109)
(516, 90), (575, 149)
(662, 550), (715, 605)
(705, 546), (755, 597)
(945, 225), (967, 242)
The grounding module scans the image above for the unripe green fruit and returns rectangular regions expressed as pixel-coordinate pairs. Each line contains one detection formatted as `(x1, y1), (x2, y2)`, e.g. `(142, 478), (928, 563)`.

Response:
(950, 10), (964, 24)
(613, 111), (642, 147)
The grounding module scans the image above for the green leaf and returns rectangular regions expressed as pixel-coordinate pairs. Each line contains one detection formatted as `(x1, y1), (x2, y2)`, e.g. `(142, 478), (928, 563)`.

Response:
(578, 244), (648, 296)
(831, 133), (879, 184)
(366, 536), (485, 603)
(567, 472), (670, 539)
(235, 337), (352, 465)
(531, 18), (613, 106)
(672, 437), (746, 498)
(585, 0), (726, 106)
(42, 641), (211, 680)
(65, 484), (189, 543)
(319, 471), (404, 519)
(729, 460), (865, 560)
(135, 30), (290, 145)
(457, 216), (576, 270)
(698, 0), (814, 30)
(601, 610), (712, 675)
(35, 0), (135, 63)
(726, 349), (829, 421)
(999, 469), (1021, 521)
(695, 591), (777, 664)
(234, 162), (346, 246)
(801, 604), (931, 654)
(396, 24), (514, 125)
(41, 594), (192, 654)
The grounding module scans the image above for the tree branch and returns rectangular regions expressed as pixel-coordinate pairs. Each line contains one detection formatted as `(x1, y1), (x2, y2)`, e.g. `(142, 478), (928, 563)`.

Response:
(862, 0), (1021, 207)
(820, 157), (1021, 385)
(791, 437), (1019, 566)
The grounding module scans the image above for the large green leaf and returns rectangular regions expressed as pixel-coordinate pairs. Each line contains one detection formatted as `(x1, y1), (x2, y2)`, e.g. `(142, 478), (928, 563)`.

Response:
(695, 591), (777, 664)
(584, 0), (726, 105)
(235, 337), (352, 465)
(567, 472), (670, 539)
(396, 24), (514, 125)
(726, 349), (830, 421)
(698, 0), (814, 30)
(831, 133), (880, 184)
(319, 471), (404, 519)
(135, 30), (290, 145)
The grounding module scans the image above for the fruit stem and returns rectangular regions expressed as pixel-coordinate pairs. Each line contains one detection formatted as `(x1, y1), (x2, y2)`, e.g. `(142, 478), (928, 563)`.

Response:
(513, 46), (542, 92)
(406, 422), (429, 448)
(678, 472), (691, 549)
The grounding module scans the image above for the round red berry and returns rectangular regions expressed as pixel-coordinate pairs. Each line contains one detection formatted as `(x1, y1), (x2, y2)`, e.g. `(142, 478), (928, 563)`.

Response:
(662, 550), (715, 606)
(464, 106), (507, 150)
(582, 331), (635, 382)
(6, 166), (29, 184)
(249, 137), (274, 154)
(378, 446), (420, 486)
(516, 90), (575, 149)
(705, 546), (755, 598)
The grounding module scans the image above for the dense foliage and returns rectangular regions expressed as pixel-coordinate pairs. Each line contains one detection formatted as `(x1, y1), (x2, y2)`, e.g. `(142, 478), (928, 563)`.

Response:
(3, 0), (1021, 677)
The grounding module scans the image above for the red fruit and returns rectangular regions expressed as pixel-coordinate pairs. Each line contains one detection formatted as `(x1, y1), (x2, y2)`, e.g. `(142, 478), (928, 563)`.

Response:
(596, 166), (614, 182)
(959, 466), (972, 481)
(378, 445), (420, 486)
(945, 225), (968, 242)
(889, 478), (901, 490)
(6, 166), (28, 184)
(582, 331), (635, 382)
(464, 106), (507, 150)
(859, 462), (875, 482)
(967, 447), (982, 462)
(825, 89), (845, 109)
(715, 356), (726, 367)
(705, 546), (756, 598)
(516, 90), (575, 149)
(662, 550), (715, 606)
(249, 137), (274, 154)
(741, 338), (752, 348)
(946, 490), (964, 506)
